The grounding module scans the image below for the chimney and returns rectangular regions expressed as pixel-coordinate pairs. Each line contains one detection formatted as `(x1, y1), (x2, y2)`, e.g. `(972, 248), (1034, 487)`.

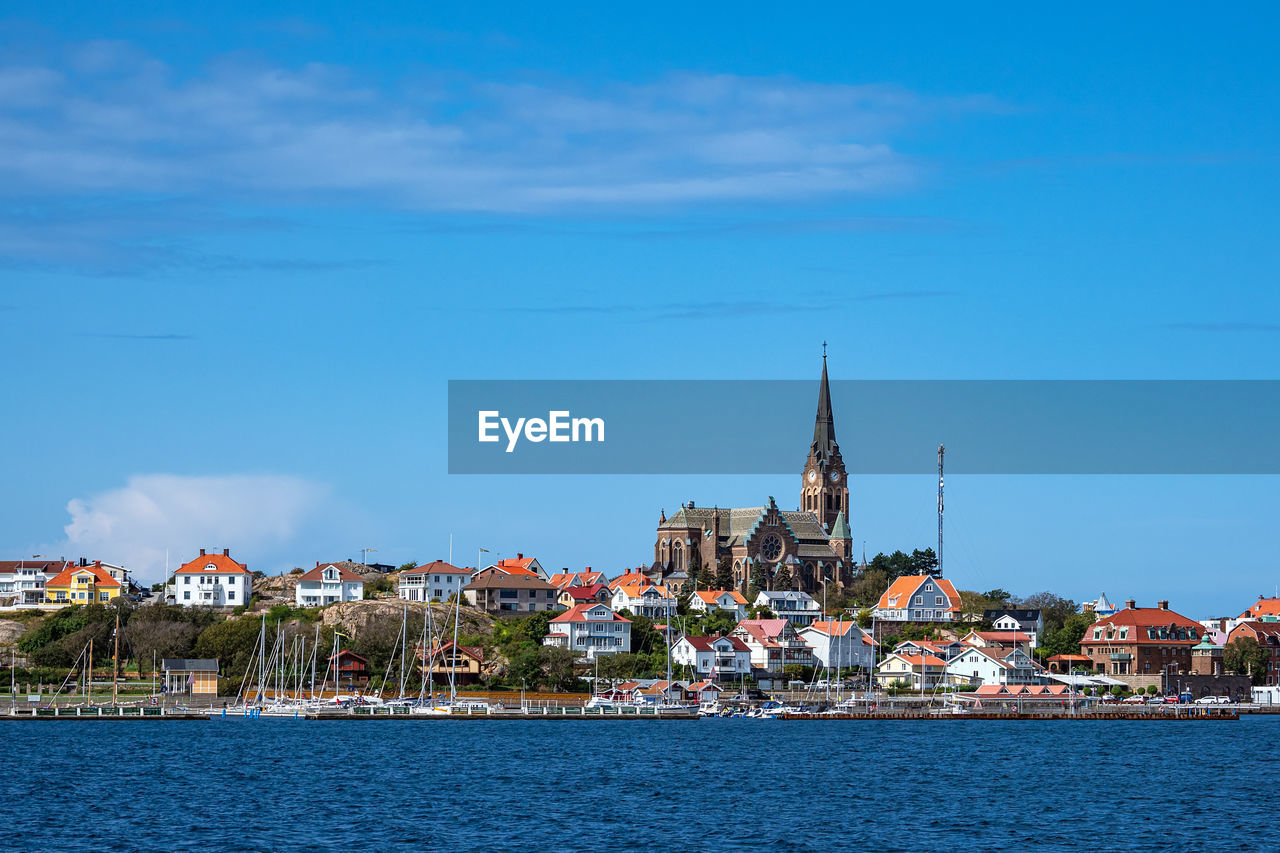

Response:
(199, 549), (206, 556)
(1157, 600), (1169, 611)
(223, 548), (230, 556)
(1125, 599), (1136, 610)
(94, 560), (101, 569)
(79, 557), (88, 567)
(517, 553), (523, 560)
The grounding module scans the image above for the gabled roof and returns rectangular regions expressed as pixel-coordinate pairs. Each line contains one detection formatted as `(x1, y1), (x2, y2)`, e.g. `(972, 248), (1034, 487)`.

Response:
(174, 552), (249, 575)
(1080, 606), (1201, 644)
(733, 619), (794, 646)
(415, 641), (484, 663)
(562, 584), (611, 602)
(686, 681), (722, 692)
(613, 580), (673, 599)
(400, 560), (471, 576)
(0, 560), (72, 575)
(299, 563), (363, 583)
(1240, 597), (1280, 620)
(876, 575), (960, 611)
(679, 635), (750, 652)
(965, 630), (1033, 645)
(551, 603), (630, 624)
(463, 568), (557, 591)
(695, 590), (748, 605)
(881, 652), (947, 668)
(548, 570), (606, 590)
(45, 562), (121, 588)
(803, 621), (874, 643)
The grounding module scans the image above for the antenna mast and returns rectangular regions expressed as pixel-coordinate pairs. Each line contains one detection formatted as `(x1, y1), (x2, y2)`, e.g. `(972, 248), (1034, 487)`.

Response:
(937, 443), (945, 575)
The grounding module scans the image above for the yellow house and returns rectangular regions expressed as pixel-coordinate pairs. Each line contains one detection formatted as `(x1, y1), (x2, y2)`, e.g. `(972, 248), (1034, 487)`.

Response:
(44, 561), (122, 604)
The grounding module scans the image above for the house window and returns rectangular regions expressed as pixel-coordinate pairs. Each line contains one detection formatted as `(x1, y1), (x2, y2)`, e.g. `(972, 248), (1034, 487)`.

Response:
(183, 591), (191, 600)
(914, 596), (923, 605)
(184, 576), (191, 585)
(227, 591), (235, 601)
(935, 596), (943, 606)
(204, 564), (216, 571)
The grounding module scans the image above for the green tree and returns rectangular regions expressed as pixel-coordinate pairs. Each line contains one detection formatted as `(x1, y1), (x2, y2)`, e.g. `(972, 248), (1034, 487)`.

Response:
(908, 548), (940, 577)
(774, 564), (793, 591)
(1225, 636), (1272, 685)
(194, 617), (267, 676)
(539, 646), (582, 692)
(748, 563), (769, 600)
(982, 589), (1013, 606)
(1037, 613), (1093, 660)
(1014, 592), (1080, 634)
(714, 556), (735, 592)
(846, 569), (888, 609)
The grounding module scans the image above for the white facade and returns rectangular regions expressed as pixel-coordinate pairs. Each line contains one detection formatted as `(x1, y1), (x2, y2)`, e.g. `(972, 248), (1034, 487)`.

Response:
(171, 571), (250, 606)
(873, 576), (958, 622)
(398, 563), (470, 602)
(798, 622), (874, 670)
(947, 646), (1043, 687)
(754, 590), (821, 626)
(544, 604), (631, 660)
(0, 564), (60, 605)
(671, 636), (752, 679)
(296, 565), (364, 607)
(611, 584), (677, 620)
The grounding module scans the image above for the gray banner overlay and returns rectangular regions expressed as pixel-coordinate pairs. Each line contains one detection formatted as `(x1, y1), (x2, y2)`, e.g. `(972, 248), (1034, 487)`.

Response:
(447, 380), (1280, 474)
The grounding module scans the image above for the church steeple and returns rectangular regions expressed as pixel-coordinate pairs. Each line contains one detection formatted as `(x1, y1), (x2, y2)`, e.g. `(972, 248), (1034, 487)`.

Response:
(801, 347), (849, 536)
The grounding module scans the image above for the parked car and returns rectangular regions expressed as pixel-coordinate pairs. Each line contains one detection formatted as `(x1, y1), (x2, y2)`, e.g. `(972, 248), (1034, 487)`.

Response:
(1217, 695), (1234, 704)
(1121, 695), (1146, 704)
(1194, 696), (1219, 705)
(1145, 696), (1165, 704)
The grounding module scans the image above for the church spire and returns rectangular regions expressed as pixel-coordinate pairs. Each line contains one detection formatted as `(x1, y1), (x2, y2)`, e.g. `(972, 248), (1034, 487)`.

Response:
(811, 347), (836, 460)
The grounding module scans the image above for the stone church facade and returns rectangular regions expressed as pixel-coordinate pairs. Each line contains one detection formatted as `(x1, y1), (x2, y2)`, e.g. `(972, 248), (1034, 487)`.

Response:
(649, 356), (853, 595)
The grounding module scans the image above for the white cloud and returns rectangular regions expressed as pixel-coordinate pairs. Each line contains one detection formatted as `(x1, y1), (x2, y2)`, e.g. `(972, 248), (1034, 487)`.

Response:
(41, 474), (331, 584)
(0, 44), (1002, 212)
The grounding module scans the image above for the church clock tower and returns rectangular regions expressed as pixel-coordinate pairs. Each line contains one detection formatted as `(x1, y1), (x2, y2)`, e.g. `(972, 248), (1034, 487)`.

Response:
(801, 349), (849, 534)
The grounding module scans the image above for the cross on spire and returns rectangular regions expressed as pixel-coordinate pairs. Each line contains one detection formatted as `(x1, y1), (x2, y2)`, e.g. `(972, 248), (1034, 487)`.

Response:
(822, 340), (827, 359)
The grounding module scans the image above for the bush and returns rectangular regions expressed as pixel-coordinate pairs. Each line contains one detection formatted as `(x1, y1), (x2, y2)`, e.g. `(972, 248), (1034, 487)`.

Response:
(1146, 684), (1159, 695)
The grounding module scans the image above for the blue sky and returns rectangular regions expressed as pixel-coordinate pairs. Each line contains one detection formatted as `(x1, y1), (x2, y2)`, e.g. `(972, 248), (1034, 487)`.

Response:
(2, 4), (1278, 615)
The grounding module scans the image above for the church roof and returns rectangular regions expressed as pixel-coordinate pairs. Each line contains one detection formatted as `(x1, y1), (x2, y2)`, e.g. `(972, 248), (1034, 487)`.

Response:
(830, 509), (851, 539)
(810, 355), (839, 464)
(659, 504), (834, 548)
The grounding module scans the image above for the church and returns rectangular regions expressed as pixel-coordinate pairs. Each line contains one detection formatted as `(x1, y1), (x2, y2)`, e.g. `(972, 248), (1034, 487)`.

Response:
(649, 354), (853, 595)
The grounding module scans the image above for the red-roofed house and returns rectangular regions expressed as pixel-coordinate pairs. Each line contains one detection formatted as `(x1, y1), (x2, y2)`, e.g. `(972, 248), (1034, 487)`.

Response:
(1240, 596), (1280, 621)
(414, 641), (485, 685)
(43, 561), (121, 604)
(959, 630), (1034, 654)
(484, 553), (547, 580)
(875, 652), (948, 689)
(548, 570), (607, 591)
(544, 603), (631, 659)
(689, 590), (749, 621)
(611, 581), (676, 619)
(872, 575), (961, 624)
(798, 620), (875, 671)
(557, 583), (612, 608)
(1079, 599), (1202, 678)
(672, 635), (752, 680)
(295, 562), (365, 607)
(686, 681), (723, 703)
(397, 560), (471, 603)
(168, 549), (252, 607)
(947, 645), (1045, 687)
(731, 619), (814, 679)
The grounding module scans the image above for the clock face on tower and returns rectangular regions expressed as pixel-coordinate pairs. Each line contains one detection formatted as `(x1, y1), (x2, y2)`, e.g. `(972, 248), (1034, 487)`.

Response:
(829, 470), (841, 482)
(807, 469), (817, 483)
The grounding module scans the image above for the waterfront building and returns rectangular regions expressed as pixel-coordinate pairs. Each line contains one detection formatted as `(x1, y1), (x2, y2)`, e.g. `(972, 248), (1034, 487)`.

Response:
(544, 603), (631, 660)
(689, 590), (749, 621)
(1078, 599), (1201, 677)
(798, 620), (875, 670)
(649, 357), (854, 596)
(167, 549), (252, 608)
(329, 649), (370, 690)
(958, 630), (1034, 654)
(947, 645), (1045, 687)
(415, 641), (485, 685)
(731, 619), (814, 681)
(671, 635), (752, 680)
(161, 659), (219, 696)
(397, 560), (470, 603)
(983, 608), (1044, 649)
(1190, 633), (1225, 676)
(295, 562), (364, 607)
(872, 574), (961, 624)
(875, 652), (948, 689)
(462, 568), (560, 613)
(44, 561), (122, 604)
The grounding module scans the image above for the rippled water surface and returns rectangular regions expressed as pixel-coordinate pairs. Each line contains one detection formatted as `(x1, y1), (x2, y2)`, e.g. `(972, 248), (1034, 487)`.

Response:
(10, 715), (1276, 851)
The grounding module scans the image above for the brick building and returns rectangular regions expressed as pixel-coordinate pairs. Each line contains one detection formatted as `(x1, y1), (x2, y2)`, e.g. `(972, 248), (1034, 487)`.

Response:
(1079, 599), (1202, 679)
(1226, 621), (1280, 685)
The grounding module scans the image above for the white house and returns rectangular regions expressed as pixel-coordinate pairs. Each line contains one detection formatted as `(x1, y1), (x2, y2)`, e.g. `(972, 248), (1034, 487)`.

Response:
(167, 549), (252, 607)
(611, 581), (677, 620)
(690, 590), (749, 621)
(484, 553), (548, 580)
(731, 619), (814, 679)
(671, 635), (753, 681)
(798, 620), (875, 671)
(0, 559), (69, 606)
(544, 603), (631, 660)
(397, 560), (471, 603)
(947, 645), (1045, 687)
(983, 608), (1044, 649)
(295, 562), (364, 607)
(873, 575), (961, 623)
(754, 590), (822, 627)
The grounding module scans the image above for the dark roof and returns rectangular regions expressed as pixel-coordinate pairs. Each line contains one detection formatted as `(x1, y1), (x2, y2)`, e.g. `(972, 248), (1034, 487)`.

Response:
(463, 568), (557, 591)
(811, 355), (837, 463)
(983, 609), (1042, 622)
(162, 659), (218, 672)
